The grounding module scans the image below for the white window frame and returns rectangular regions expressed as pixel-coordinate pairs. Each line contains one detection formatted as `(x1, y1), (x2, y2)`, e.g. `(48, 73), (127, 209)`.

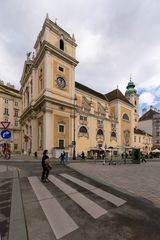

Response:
(58, 124), (65, 133)
(14, 119), (19, 127)
(4, 98), (8, 104)
(80, 115), (87, 121)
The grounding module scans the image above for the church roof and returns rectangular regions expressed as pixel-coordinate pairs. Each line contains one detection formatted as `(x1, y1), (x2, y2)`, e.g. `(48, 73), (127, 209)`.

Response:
(125, 79), (137, 96)
(75, 82), (108, 101)
(75, 82), (133, 106)
(0, 82), (21, 98)
(139, 109), (158, 121)
(105, 89), (133, 106)
(134, 128), (152, 137)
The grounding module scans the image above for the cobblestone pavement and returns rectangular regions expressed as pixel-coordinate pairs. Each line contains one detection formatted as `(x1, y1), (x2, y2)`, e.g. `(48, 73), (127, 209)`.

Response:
(69, 162), (160, 208)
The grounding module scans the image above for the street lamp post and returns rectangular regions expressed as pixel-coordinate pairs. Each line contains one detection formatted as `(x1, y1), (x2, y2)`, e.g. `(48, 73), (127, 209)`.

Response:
(72, 94), (77, 160)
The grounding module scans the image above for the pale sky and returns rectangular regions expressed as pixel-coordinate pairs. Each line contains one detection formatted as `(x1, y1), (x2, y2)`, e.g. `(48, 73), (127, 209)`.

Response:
(0, 0), (160, 114)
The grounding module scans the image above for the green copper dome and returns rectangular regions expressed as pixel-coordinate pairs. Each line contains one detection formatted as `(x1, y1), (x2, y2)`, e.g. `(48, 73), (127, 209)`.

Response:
(125, 79), (137, 96)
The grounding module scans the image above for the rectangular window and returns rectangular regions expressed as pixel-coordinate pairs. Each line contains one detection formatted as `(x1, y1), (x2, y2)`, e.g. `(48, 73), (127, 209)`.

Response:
(80, 115), (83, 121)
(97, 119), (103, 125)
(15, 101), (18, 106)
(14, 109), (19, 117)
(134, 136), (136, 142)
(111, 122), (116, 129)
(59, 124), (64, 133)
(14, 119), (19, 127)
(58, 66), (64, 72)
(4, 99), (8, 104)
(59, 139), (64, 149)
(14, 144), (18, 150)
(80, 115), (87, 121)
(4, 108), (9, 115)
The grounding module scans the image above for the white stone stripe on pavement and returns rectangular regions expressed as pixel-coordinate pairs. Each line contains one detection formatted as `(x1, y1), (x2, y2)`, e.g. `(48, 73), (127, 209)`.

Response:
(60, 173), (97, 190)
(28, 176), (78, 239)
(60, 173), (126, 207)
(49, 175), (107, 219)
(0, 165), (7, 172)
(28, 176), (53, 201)
(9, 177), (27, 240)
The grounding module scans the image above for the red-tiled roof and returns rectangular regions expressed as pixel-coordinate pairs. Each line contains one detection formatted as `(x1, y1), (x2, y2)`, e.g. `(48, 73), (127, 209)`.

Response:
(75, 82), (108, 101)
(105, 89), (133, 106)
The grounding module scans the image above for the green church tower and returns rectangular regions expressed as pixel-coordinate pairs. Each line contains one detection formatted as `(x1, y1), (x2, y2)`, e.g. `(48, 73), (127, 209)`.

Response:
(125, 76), (139, 128)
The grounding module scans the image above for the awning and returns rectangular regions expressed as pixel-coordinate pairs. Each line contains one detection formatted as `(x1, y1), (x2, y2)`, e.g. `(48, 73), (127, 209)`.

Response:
(151, 149), (160, 153)
(100, 147), (105, 151)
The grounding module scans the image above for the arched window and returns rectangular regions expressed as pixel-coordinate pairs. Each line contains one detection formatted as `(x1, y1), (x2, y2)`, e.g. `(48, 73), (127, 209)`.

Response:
(60, 39), (64, 51)
(122, 113), (129, 121)
(79, 126), (87, 134)
(111, 131), (116, 138)
(97, 129), (104, 136)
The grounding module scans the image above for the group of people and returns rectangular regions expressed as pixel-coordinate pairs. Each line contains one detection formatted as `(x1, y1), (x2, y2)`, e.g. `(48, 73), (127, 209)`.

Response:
(0, 148), (11, 159)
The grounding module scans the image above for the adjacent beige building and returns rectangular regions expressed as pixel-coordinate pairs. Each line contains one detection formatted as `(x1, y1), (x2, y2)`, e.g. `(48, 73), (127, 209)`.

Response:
(0, 81), (22, 153)
(134, 128), (152, 154)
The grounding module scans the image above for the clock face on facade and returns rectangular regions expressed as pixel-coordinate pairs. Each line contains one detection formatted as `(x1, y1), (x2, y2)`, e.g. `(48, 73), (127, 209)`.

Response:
(56, 77), (66, 88)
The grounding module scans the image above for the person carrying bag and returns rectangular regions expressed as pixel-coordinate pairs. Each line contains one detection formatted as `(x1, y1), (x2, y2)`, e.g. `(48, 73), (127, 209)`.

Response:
(41, 150), (52, 183)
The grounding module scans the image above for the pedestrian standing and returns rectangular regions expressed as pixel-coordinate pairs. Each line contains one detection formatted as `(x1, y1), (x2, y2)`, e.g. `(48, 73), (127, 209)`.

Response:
(41, 150), (50, 182)
(81, 151), (85, 160)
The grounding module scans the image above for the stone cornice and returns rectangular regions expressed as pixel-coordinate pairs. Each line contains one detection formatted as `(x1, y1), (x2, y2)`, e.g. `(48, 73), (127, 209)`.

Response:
(20, 95), (75, 122)
(34, 41), (79, 68)
(0, 87), (21, 99)
(109, 98), (134, 109)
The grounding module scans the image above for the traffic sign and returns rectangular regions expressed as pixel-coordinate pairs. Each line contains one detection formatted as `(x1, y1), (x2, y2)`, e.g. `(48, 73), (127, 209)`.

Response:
(1, 130), (11, 139)
(0, 121), (10, 129)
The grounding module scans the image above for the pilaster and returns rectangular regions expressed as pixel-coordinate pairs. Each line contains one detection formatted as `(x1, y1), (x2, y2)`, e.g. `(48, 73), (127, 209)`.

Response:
(44, 51), (51, 89)
(42, 104), (53, 154)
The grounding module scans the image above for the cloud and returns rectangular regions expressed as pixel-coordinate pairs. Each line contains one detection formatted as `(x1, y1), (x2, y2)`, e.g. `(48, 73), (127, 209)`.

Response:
(0, 0), (160, 110)
(139, 92), (156, 106)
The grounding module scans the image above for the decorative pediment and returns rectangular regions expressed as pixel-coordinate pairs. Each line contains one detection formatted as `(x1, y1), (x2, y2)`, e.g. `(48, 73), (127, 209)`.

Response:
(98, 102), (106, 115)
(81, 96), (91, 112)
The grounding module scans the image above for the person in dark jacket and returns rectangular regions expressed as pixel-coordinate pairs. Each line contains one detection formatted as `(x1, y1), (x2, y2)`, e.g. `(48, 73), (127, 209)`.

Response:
(81, 151), (85, 160)
(59, 151), (65, 164)
(41, 149), (50, 182)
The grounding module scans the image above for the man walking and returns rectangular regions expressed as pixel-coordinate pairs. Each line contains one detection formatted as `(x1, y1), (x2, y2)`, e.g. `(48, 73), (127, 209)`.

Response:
(141, 154), (147, 163)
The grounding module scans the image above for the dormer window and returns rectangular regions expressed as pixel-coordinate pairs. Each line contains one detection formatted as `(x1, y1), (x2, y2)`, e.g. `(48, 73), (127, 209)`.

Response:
(60, 39), (64, 51)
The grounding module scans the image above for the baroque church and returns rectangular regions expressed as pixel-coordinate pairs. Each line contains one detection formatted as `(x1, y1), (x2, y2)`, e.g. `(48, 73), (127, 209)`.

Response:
(0, 16), (152, 157)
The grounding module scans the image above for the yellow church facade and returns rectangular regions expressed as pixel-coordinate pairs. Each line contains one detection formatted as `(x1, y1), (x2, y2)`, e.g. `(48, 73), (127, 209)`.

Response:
(19, 16), (152, 157)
